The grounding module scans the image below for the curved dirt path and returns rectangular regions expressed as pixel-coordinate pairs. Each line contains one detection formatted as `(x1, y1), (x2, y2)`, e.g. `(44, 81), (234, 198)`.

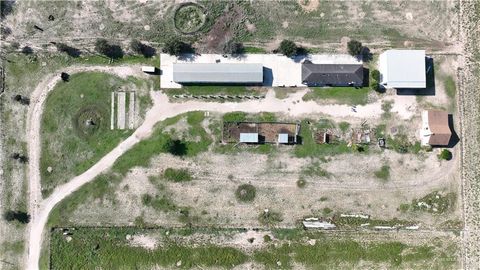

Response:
(26, 69), (419, 269)
(26, 65), (145, 270)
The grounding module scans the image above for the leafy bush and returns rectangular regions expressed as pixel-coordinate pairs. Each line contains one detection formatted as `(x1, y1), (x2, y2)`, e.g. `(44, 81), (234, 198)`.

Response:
(338, 122), (351, 133)
(278, 39), (298, 57)
(438, 149), (452, 161)
(235, 184), (256, 202)
(374, 165), (390, 181)
(163, 168), (192, 182)
(223, 40), (244, 55)
(370, 79), (380, 91)
(223, 111), (247, 122)
(371, 69), (381, 81)
(258, 209), (283, 226)
(296, 178), (307, 188)
(347, 40), (363, 56)
(163, 37), (193, 56)
(130, 39), (156, 58)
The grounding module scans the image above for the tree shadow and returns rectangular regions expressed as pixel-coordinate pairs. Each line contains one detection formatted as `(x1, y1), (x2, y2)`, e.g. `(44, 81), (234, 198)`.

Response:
(64, 46), (81, 58)
(106, 45), (124, 59)
(446, 114), (460, 148)
(293, 47), (309, 63)
(21, 46), (33, 55)
(140, 44), (156, 58)
(361, 46), (373, 62)
(363, 67), (370, 87)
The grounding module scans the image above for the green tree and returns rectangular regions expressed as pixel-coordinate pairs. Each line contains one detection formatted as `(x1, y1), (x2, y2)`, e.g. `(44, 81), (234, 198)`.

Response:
(223, 40), (244, 55)
(370, 79), (380, 91)
(371, 69), (381, 81)
(163, 37), (191, 56)
(278, 39), (298, 57)
(347, 39), (363, 56)
(438, 149), (452, 160)
(94, 39), (109, 54)
(130, 39), (143, 54)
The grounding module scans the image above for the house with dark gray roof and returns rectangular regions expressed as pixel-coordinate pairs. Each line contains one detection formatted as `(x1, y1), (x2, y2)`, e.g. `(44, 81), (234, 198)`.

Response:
(301, 61), (364, 87)
(173, 63), (263, 84)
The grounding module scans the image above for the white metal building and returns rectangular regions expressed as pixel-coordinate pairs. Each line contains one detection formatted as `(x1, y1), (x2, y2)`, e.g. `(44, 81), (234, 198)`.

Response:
(172, 63), (263, 84)
(379, 50), (426, 88)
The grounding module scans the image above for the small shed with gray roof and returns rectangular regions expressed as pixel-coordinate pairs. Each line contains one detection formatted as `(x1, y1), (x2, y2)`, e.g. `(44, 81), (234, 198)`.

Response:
(173, 63), (263, 84)
(301, 61), (364, 87)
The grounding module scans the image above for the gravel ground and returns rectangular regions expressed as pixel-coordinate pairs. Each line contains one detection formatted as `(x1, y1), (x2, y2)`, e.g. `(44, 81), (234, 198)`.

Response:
(458, 1), (480, 268)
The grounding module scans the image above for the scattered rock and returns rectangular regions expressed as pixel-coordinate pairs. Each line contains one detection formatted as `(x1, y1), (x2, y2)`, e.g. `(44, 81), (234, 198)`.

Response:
(41, 62), (47, 66)
(144, 25), (150, 31)
(405, 12), (413, 21)
(308, 239), (316, 246)
(282, 21), (289, 29)
(176, 260), (182, 266)
(277, 261), (282, 266)
(47, 166), (53, 173)
(66, 236), (72, 242)
(80, 94), (84, 98)
(126, 234), (132, 240)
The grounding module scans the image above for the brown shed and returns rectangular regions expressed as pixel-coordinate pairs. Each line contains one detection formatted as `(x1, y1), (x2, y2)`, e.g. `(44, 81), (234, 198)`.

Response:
(424, 110), (451, 146)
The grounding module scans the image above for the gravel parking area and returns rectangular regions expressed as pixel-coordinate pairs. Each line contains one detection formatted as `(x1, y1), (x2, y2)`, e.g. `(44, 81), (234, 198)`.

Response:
(160, 53), (361, 88)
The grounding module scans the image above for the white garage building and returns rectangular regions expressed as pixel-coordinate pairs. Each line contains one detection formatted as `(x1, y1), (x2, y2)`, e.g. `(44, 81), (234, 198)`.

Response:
(379, 50), (426, 89)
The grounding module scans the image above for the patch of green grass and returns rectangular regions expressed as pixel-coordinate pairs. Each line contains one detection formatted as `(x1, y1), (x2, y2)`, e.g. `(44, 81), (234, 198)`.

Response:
(235, 184), (256, 202)
(48, 173), (120, 227)
(322, 207), (333, 215)
(300, 162), (330, 178)
(163, 168), (193, 182)
(141, 194), (177, 212)
(258, 210), (283, 226)
(386, 134), (421, 154)
(273, 87), (297, 99)
(112, 112), (212, 175)
(222, 111), (247, 122)
(374, 165), (390, 181)
(49, 227), (454, 269)
(402, 191), (456, 214)
(222, 111), (277, 123)
(444, 76), (456, 99)
(1, 240), (24, 254)
(381, 100), (394, 119)
(302, 87), (370, 105)
(167, 85), (252, 97)
(243, 46), (267, 53)
(295, 121), (353, 158)
(338, 121), (351, 133)
(50, 228), (248, 269)
(40, 72), (136, 196)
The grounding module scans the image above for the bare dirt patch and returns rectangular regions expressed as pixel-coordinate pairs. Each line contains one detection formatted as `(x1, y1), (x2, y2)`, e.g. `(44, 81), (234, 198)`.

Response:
(297, 0), (319, 13)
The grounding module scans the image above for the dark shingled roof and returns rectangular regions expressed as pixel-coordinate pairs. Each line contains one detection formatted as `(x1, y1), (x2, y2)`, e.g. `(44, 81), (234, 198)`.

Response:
(302, 62), (364, 86)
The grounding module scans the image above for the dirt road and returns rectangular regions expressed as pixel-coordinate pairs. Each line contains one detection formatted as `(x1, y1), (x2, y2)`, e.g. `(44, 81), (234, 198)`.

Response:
(26, 68), (418, 269)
